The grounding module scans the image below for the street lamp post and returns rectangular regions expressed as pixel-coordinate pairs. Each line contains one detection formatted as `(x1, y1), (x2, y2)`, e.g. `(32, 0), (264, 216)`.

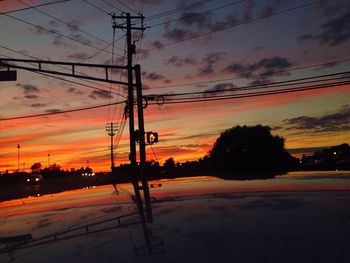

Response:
(17, 144), (20, 172)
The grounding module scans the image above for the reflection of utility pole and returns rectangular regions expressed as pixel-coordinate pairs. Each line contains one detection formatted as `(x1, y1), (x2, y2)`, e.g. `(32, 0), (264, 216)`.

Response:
(106, 123), (118, 171)
(17, 144), (20, 172)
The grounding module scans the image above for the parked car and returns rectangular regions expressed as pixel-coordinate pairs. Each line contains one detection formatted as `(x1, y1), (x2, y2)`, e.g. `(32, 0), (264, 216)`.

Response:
(26, 174), (43, 184)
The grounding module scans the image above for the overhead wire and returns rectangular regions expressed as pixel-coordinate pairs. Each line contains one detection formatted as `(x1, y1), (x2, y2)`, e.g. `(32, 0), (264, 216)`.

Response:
(145, 0), (326, 51)
(0, 101), (126, 121)
(0, 0), (71, 15)
(148, 58), (350, 90)
(101, 0), (124, 13)
(14, 0), (124, 51)
(151, 80), (350, 105)
(144, 0), (213, 21)
(152, 71), (350, 98)
(82, 0), (110, 15)
(115, 0), (139, 15)
(148, 0), (246, 28)
(3, 13), (125, 58)
(0, 45), (127, 97)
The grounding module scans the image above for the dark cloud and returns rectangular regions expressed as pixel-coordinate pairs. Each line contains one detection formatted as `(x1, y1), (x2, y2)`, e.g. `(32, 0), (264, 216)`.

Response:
(17, 84), (41, 99)
(68, 34), (92, 46)
(150, 40), (163, 49)
(137, 48), (150, 60)
(165, 55), (198, 67)
(145, 72), (165, 81)
(67, 87), (83, 95)
(242, 0), (256, 22)
(66, 19), (81, 32)
(48, 20), (59, 28)
(299, 10), (350, 46)
(180, 11), (212, 29)
(204, 83), (236, 95)
(222, 56), (292, 82)
(24, 94), (39, 100)
(30, 103), (48, 108)
(45, 109), (61, 113)
(88, 90), (113, 100)
(253, 45), (264, 51)
(163, 27), (196, 41)
(198, 52), (226, 76)
(313, 61), (342, 71)
(52, 36), (72, 48)
(31, 26), (59, 36)
(283, 105), (350, 133)
(67, 52), (89, 61)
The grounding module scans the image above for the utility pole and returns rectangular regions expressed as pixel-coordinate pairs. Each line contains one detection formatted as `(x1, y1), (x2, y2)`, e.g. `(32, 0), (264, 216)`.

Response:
(112, 13), (153, 254)
(135, 64), (152, 222)
(17, 144), (20, 172)
(106, 122), (118, 171)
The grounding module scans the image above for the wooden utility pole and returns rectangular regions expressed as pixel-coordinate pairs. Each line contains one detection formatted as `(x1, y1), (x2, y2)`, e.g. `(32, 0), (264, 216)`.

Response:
(112, 13), (152, 254)
(106, 122), (118, 170)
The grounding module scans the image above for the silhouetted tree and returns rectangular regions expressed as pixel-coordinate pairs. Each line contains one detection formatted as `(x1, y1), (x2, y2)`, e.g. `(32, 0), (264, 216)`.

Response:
(31, 162), (42, 173)
(209, 125), (295, 173)
(163, 157), (176, 171)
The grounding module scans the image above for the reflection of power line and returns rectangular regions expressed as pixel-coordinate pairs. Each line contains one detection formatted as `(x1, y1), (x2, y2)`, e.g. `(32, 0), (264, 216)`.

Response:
(0, 211), (142, 261)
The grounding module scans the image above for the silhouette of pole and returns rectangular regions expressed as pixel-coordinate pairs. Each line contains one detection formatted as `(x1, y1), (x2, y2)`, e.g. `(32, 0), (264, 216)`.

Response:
(106, 123), (118, 171)
(135, 64), (153, 223)
(112, 12), (152, 255)
(17, 144), (20, 171)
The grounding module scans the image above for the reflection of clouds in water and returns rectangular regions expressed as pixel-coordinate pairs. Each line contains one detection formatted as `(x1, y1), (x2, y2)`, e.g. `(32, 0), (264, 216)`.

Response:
(100, 206), (121, 214)
(35, 218), (53, 229)
(239, 197), (305, 210)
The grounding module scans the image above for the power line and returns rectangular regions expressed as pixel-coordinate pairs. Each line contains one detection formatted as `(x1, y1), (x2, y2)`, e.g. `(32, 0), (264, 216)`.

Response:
(145, 0), (325, 51)
(145, 0), (213, 21)
(148, 58), (350, 90)
(153, 71), (350, 98)
(0, 0), (71, 15)
(3, 13), (125, 58)
(101, 0), (124, 13)
(148, 0), (245, 28)
(0, 45), (128, 96)
(81, 33), (127, 62)
(115, 0), (139, 15)
(82, 0), (110, 15)
(0, 101), (126, 121)
(15, 0), (124, 52)
(153, 81), (350, 105)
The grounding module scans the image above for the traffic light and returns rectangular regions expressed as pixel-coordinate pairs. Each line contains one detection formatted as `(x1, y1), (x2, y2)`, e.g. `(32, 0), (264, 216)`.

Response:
(146, 132), (158, 144)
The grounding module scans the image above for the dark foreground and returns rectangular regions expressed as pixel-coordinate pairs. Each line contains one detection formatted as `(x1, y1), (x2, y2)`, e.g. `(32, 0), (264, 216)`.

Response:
(1, 173), (350, 262)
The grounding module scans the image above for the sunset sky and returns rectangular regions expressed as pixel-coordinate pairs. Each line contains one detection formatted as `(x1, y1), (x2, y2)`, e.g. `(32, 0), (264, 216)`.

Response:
(0, 0), (349, 172)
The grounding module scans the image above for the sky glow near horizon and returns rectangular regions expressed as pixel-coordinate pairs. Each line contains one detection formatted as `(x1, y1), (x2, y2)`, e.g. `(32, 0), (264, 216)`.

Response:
(0, 0), (349, 171)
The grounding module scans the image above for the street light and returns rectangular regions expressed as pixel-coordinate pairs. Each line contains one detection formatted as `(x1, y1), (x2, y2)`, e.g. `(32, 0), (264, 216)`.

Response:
(17, 144), (20, 172)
